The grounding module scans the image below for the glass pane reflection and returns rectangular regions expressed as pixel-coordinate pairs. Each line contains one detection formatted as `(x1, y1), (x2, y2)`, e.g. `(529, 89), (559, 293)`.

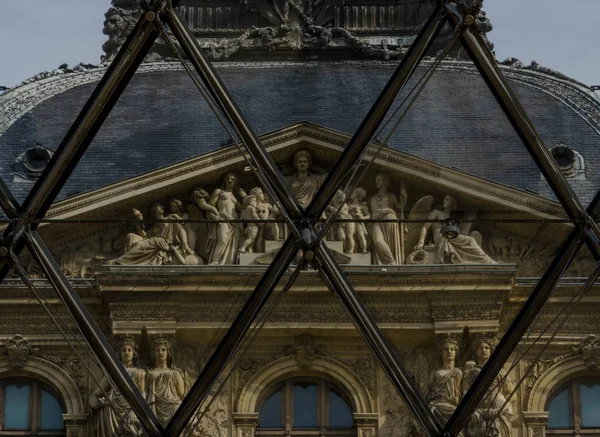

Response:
(293, 383), (318, 428)
(258, 389), (282, 428)
(580, 383), (600, 427)
(547, 388), (570, 428)
(40, 388), (65, 430)
(329, 389), (353, 428)
(4, 383), (30, 430)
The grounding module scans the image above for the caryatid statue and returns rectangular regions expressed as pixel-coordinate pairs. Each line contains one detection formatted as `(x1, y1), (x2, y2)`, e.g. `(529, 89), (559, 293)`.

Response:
(462, 334), (513, 437)
(427, 335), (463, 429)
(89, 336), (146, 437)
(146, 337), (186, 427)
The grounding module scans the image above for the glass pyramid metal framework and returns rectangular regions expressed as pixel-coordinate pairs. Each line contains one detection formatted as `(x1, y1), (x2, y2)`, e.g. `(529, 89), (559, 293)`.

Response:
(0, 1), (599, 436)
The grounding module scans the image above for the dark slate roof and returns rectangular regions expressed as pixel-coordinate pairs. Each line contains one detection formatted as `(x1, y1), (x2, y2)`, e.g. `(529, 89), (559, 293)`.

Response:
(1, 60), (599, 206)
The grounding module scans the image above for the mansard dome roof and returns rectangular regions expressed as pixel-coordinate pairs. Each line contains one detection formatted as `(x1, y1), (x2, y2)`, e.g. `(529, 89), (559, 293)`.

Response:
(1, 60), (599, 204)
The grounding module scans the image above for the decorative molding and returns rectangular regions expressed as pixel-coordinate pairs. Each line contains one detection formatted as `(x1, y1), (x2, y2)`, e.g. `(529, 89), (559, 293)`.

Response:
(526, 334), (600, 412)
(236, 355), (375, 414)
(0, 335), (85, 415)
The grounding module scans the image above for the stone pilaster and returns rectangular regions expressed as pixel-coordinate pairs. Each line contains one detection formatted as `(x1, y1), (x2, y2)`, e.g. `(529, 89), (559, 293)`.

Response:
(523, 411), (549, 437)
(63, 414), (87, 437)
(233, 412), (259, 437)
(354, 413), (379, 437)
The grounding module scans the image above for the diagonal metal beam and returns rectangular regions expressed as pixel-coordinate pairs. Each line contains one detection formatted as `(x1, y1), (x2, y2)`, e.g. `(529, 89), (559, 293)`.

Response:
(162, 4), (449, 436)
(443, 224), (586, 436)
(315, 242), (443, 437)
(456, 26), (587, 222)
(0, 177), (20, 218)
(306, 2), (447, 218)
(24, 230), (166, 437)
(443, 21), (596, 436)
(0, 3), (169, 436)
(0, 4), (163, 283)
(166, 236), (299, 436)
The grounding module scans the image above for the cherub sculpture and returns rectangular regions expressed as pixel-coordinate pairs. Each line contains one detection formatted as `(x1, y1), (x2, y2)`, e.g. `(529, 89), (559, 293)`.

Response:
(406, 194), (496, 264)
(348, 188), (370, 254)
(251, 187), (280, 251)
(239, 194), (260, 253)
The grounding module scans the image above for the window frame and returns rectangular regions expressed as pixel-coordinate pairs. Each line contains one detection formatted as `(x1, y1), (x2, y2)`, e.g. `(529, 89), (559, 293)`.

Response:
(0, 377), (66, 437)
(547, 377), (600, 436)
(256, 377), (355, 437)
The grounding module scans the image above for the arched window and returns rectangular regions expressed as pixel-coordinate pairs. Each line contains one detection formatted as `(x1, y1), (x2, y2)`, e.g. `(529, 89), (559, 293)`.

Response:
(546, 377), (600, 434)
(0, 377), (65, 436)
(257, 378), (355, 436)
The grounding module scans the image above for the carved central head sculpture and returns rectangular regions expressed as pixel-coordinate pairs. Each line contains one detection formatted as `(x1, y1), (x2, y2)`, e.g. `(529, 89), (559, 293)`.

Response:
(470, 334), (497, 366)
(375, 173), (391, 191)
(151, 337), (174, 369)
(151, 203), (165, 219)
(221, 171), (238, 191)
(437, 335), (460, 366)
(294, 149), (312, 173)
(443, 195), (458, 213)
(117, 336), (139, 366)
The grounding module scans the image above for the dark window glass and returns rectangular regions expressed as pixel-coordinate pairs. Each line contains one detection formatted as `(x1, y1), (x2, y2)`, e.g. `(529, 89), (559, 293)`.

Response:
(40, 388), (65, 430)
(293, 383), (318, 428)
(4, 383), (30, 430)
(328, 389), (353, 428)
(258, 389), (282, 428)
(580, 382), (600, 427)
(547, 387), (571, 428)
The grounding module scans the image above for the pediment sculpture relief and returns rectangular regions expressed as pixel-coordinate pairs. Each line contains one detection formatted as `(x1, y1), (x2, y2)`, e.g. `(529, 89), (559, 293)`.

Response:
(52, 147), (525, 269)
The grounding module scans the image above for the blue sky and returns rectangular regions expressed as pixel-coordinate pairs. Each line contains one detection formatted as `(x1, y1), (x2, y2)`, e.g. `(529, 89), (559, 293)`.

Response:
(0, 1), (598, 88)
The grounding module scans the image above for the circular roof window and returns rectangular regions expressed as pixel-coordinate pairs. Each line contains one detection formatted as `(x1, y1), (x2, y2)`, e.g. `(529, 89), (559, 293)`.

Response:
(13, 144), (54, 181)
(550, 144), (576, 175)
(23, 145), (53, 173)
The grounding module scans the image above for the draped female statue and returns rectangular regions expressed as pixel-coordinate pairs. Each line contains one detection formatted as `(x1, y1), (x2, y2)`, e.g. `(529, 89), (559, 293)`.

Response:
(427, 335), (463, 429)
(285, 149), (327, 208)
(462, 335), (513, 437)
(89, 337), (146, 437)
(369, 173), (405, 265)
(207, 171), (246, 265)
(146, 337), (186, 427)
(110, 203), (194, 265)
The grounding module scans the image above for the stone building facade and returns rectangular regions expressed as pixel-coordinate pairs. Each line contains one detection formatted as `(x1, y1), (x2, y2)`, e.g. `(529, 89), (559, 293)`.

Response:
(1, 2), (600, 437)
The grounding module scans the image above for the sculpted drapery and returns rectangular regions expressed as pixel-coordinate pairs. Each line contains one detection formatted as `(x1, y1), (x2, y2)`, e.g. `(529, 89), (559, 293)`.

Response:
(370, 173), (405, 265)
(110, 203), (193, 266)
(427, 336), (463, 429)
(146, 338), (186, 427)
(285, 149), (327, 209)
(89, 338), (146, 437)
(208, 171), (246, 265)
(462, 336), (513, 437)
(415, 195), (496, 265)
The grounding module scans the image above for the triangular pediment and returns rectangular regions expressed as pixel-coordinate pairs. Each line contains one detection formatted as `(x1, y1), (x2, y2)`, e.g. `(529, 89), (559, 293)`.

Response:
(29, 122), (571, 276)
